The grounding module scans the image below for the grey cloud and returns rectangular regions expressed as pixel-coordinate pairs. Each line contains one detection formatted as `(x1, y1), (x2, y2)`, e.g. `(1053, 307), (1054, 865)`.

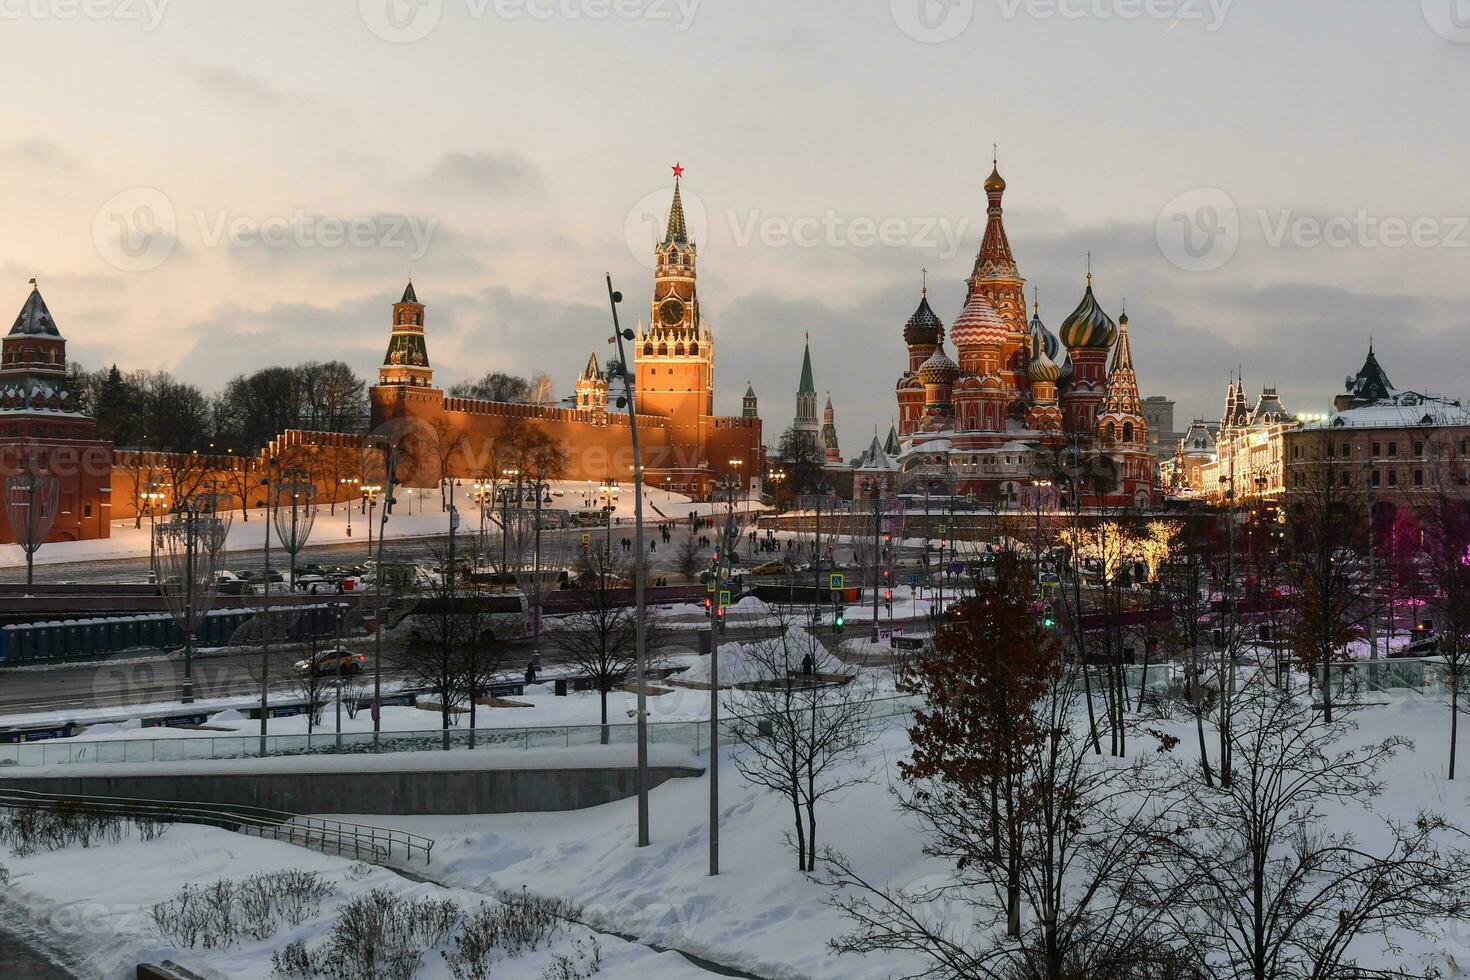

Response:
(178, 61), (289, 106)
(423, 152), (545, 197)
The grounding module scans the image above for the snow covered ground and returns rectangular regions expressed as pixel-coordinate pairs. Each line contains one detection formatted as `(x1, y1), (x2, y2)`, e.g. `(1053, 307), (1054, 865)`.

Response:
(2, 679), (1466, 978)
(0, 822), (712, 979)
(348, 697), (1470, 980)
(0, 480), (768, 569)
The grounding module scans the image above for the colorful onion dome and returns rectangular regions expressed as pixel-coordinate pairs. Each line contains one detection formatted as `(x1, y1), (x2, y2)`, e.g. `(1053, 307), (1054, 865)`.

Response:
(918, 348), (960, 385)
(1058, 277), (1118, 350)
(984, 163), (1006, 194)
(950, 289), (1008, 349)
(1028, 305), (1059, 362)
(903, 292), (945, 347)
(1027, 347), (1061, 384)
(1059, 353), (1075, 387)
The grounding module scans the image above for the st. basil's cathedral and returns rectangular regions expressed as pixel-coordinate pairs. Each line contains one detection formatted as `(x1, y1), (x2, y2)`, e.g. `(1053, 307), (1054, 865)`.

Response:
(891, 163), (1159, 508)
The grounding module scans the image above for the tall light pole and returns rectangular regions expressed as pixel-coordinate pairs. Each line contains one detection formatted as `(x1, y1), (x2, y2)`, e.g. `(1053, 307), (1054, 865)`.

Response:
(258, 458), (275, 755)
(371, 445), (398, 750)
(606, 274), (651, 848)
(707, 472), (740, 877)
(153, 495), (225, 704)
(342, 476), (360, 537)
(273, 468), (317, 590)
(863, 477), (883, 642)
(801, 484), (834, 628)
(599, 480), (620, 555)
(143, 482), (167, 572)
(523, 479), (552, 655)
(363, 484), (381, 560)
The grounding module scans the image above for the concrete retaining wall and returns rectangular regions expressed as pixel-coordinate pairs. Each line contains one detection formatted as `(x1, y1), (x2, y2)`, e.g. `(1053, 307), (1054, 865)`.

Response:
(0, 764), (703, 815)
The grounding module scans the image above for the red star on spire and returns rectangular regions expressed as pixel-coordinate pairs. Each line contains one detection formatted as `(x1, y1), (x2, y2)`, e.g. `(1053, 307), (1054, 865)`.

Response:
(672, 162), (684, 178)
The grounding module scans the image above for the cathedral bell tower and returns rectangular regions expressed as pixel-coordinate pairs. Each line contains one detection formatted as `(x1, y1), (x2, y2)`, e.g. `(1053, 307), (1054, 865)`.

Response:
(635, 165), (715, 438)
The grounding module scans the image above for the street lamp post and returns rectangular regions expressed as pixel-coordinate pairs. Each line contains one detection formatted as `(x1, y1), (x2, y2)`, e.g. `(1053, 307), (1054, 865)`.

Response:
(363, 484), (382, 560)
(707, 472), (741, 877)
(342, 476), (360, 537)
(800, 484), (834, 628)
(523, 479), (552, 655)
(273, 469), (317, 591)
(371, 445), (398, 750)
(599, 480), (620, 555)
(606, 274), (651, 848)
(153, 496), (225, 704)
(863, 478), (884, 642)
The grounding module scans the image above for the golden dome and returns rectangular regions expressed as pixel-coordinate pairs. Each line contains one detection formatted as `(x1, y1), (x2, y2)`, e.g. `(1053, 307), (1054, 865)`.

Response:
(984, 164), (1006, 194)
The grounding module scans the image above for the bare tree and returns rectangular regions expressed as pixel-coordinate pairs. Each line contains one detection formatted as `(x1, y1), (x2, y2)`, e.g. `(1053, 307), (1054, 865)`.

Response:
(726, 606), (877, 872)
(1160, 524), (1221, 787)
(1145, 678), (1470, 980)
(1414, 443), (1470, 777)
(1285, 448), (1373, 723)
(828, 566), (1183, 978)
(393, 552), (473, 749)
(282, 637), (334, 741)
(547, 548), (663, 743)
(674, 530), (706, 583)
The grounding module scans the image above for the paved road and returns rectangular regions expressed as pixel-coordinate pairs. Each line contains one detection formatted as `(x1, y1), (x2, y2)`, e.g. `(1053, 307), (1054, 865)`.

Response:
(0, 927), (78, 980)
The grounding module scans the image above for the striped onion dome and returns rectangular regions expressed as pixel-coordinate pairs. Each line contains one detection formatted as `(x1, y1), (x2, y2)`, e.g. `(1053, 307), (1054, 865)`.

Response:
(918, 348), (960, 385)
(1029, 307), (1059, 362)
(1058, 353), (1075, 387)
(1027, 347), (1061, 384)
(903, 293), (945, 347)
(950, 289), (1008, 349)
(1058, 278), (1118, 350)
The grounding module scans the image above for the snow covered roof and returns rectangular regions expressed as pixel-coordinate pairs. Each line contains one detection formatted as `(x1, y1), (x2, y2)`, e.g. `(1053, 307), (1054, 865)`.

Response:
(10, 283), (61, 338)
(854, 434), (900, 471)
(1305, 392), (1470, 430)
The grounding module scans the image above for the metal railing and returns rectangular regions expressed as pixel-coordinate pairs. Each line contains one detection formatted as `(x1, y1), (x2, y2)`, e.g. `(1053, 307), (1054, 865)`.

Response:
(0, 787), (434, 864)
(0, 693), (926, 768)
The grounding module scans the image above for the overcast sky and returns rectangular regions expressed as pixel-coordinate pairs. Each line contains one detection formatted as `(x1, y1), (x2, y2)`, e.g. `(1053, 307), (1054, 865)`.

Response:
(3, 0), (1467, 454)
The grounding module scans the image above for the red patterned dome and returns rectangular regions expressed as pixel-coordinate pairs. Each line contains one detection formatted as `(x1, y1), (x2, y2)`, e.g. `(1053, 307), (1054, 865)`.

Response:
(950, 289), (1008, 349)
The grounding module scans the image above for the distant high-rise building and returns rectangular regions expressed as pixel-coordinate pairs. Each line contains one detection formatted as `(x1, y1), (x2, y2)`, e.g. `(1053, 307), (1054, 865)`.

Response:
(1141, 395), (1178, 457)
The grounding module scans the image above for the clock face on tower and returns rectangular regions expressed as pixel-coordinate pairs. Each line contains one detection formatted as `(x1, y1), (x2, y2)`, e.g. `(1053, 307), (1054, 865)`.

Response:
(659, 297), (685, 327)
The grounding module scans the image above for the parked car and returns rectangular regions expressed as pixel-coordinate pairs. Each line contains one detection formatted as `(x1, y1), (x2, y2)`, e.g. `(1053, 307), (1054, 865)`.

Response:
(294, 574), (334, 595)
(295, 649), (366, 676)
(751, 560), (787, 576)
(1394, 636), (1440, 658)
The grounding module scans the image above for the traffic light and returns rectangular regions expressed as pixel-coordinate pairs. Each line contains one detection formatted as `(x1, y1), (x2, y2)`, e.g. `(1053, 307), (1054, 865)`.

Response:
(883, 589), (892, 613)
(834, 605), (845, 634)
(704, 597), (713, 617)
